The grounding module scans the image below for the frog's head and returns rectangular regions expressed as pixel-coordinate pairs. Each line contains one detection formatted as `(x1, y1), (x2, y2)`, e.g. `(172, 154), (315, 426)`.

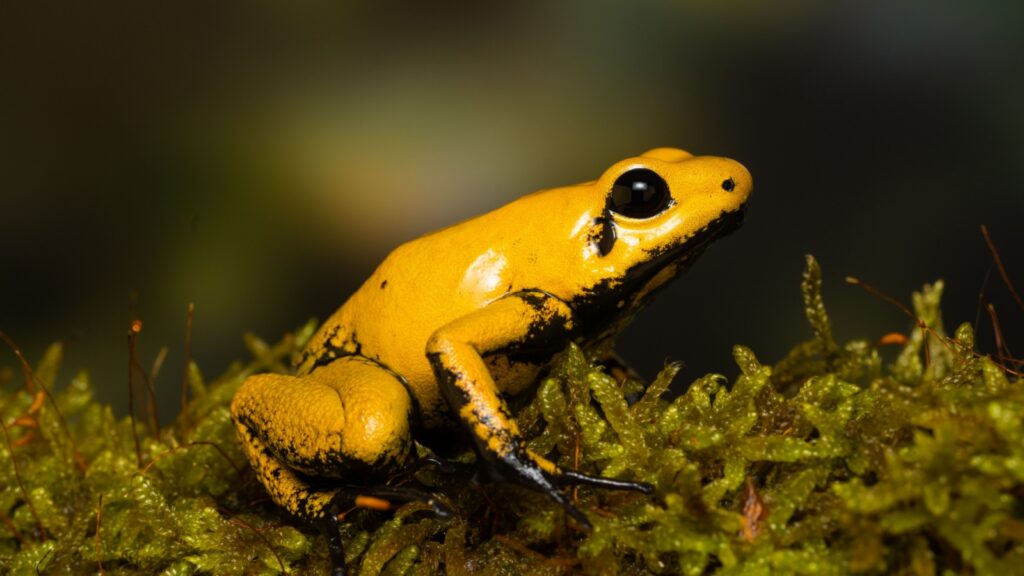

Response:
(570, 147), (751, 331)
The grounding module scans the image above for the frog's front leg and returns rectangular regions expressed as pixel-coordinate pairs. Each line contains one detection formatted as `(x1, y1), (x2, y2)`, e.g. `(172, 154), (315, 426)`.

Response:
(426, 290), (653, 527)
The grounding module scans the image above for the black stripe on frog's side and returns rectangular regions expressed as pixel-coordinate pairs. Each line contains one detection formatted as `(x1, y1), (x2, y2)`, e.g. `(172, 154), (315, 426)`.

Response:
(305, 326), (363, 372)
(569, 206), (746, 339)
(297, 324), (352, 371)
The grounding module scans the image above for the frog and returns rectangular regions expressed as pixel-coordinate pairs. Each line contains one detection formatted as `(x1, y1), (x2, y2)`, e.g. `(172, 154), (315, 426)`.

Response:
(231, 147), (751, 573)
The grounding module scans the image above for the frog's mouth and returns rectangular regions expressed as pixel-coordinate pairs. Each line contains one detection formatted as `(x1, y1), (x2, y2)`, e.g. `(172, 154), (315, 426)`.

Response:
(631, 203), (747, 293)
(675, 203), (747, 257)
(570, 203), (747, 336)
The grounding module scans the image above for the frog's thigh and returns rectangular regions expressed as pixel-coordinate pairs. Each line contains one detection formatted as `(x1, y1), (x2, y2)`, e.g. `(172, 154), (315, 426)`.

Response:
(231, 356), (413, 518)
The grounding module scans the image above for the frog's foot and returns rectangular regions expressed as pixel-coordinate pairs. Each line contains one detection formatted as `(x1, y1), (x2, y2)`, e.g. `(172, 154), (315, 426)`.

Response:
(326, 483), (453, 520)
(494, 447), (653, 530)
(319, 484), (453, 576)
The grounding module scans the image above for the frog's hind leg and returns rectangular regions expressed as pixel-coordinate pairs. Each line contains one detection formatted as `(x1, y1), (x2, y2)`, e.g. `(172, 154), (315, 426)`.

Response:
(231, 355), (416, 574)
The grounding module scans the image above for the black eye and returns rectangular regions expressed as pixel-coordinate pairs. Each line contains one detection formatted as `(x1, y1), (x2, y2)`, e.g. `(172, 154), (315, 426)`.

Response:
(608, 168), (671, 219)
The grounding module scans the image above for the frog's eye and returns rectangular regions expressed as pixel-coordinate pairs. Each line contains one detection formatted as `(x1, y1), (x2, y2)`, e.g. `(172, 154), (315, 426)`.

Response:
(608, 169), (671, 219)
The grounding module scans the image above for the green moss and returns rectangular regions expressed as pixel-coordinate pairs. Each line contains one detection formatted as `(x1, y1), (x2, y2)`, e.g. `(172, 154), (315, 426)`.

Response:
(2, 256), (1022, 574)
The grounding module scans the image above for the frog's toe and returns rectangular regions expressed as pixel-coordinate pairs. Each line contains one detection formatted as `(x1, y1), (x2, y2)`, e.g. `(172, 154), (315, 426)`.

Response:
(319, 483), (452, 575)
(555, 469), (654, 494)
(428, 496), (454, 519)
(542, 469), (653, 531)
(373, 486), (453, 519)
(545, 487), (592, 530)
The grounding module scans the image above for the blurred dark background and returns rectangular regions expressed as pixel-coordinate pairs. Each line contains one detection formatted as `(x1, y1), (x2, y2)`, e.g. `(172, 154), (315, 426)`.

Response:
(2, 1), (1022, 416)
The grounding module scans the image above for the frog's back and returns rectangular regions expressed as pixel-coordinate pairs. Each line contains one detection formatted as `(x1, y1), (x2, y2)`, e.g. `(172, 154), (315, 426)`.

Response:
(343, 232), (500, 384)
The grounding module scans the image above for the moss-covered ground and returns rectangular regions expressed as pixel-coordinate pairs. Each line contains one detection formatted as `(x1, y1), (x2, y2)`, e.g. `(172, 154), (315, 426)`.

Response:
(2, 257), (1023, 575)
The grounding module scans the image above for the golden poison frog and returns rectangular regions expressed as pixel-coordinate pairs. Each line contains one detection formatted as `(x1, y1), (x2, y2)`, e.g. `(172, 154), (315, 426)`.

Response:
(231, 147), (751, 573)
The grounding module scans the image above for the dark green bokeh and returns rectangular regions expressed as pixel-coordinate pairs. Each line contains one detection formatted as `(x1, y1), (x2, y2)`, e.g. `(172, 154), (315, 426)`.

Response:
(2, 1), (1022, 414)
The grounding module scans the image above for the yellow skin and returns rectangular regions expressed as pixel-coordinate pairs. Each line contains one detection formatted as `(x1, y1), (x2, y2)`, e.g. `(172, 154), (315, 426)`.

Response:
(231, 147), (751, 546)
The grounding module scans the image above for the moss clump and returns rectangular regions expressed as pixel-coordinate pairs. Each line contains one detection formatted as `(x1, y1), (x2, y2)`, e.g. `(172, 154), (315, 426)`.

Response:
(2, 256), (1022, 574)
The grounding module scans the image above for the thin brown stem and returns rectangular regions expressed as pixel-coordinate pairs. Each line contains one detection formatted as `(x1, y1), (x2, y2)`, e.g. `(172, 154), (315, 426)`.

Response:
(0, 331), (86, 472)
(138, 362), (160, 436)
(0, 331), (35, 392)
(95, 494), (105, 575)
(140, 440), (245, 478)
(0, 506), (23, 543)
(181, 302), (195, 416)
(845, 277), (916, 318)
(848, 275), (1023, 377)
(228, 516), (286, 574)
(1, 420), (46, 539)
(127, 322), (143, 469)
(981, 225), (1024, 313)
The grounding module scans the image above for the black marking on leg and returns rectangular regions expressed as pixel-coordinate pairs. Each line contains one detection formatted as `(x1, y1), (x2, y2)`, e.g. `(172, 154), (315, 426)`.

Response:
(427, 351), (519, 458)
(482, 441), (598, 529)
(427, 352), (465, 417)
(484, 291), (574, 366)
(239, 409), (407, 481)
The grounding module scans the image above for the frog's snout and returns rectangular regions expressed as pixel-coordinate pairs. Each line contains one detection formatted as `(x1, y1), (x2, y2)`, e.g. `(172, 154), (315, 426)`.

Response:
(714, 159), (753, 205)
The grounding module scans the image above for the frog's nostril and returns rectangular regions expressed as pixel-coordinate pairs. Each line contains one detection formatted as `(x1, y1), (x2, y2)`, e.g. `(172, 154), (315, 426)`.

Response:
(721, 178), (735, 192)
